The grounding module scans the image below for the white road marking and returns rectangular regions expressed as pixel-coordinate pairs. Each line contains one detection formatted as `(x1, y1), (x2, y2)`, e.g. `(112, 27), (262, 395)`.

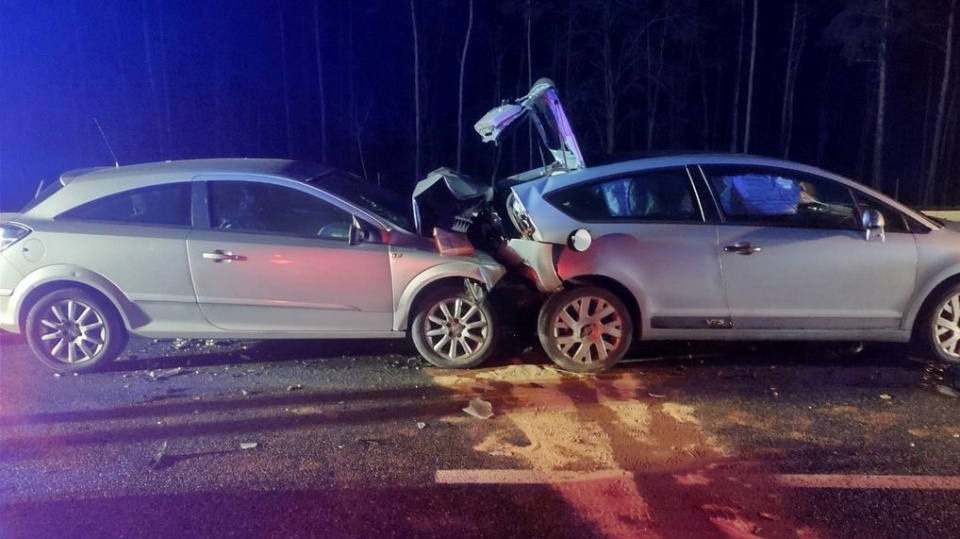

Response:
(436, 469), (960, 490)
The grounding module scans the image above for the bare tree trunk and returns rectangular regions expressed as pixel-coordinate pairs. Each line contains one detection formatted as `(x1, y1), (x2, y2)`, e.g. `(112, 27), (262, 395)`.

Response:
(157, 0), (171, 155)
(526, 0), (534, 168)
(781, 0), (804, 159)
(730, 0), (745, 152)
(925, 0), (955, 205)
(743, 0), (758, 153)
(411, 0), (422, 180)
(872, 0), (890, 189)
(277, 0), (293, 157)
(646, 21), (666, 150)
(457, 0), (474, 171)
(313, 2), (328, 163)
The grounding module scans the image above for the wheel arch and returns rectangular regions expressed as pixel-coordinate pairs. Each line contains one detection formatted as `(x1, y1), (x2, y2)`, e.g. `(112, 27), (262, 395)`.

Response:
(14, 268), (141, 333)
(908, 273), (960, 337)
(395, 269), (493, 333)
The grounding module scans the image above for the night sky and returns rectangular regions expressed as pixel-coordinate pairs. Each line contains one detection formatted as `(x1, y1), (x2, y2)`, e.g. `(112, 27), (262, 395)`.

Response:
(1, 0), (957, 212)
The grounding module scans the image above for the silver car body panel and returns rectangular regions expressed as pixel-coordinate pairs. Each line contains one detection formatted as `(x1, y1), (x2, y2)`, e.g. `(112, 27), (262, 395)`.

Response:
(0, 159), (506, 340)
(509, 153), (960, 343)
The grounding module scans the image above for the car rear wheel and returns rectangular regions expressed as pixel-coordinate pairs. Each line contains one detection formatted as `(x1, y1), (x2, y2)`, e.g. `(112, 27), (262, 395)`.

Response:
(538, 286), (633, 373)
(411, 285), (498, 369)
(921, 283), (960, 364)
(25, 288), (128, 373)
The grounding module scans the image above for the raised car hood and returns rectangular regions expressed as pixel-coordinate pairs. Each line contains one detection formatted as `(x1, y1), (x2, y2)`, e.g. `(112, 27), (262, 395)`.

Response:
(474, 78), (585, 173)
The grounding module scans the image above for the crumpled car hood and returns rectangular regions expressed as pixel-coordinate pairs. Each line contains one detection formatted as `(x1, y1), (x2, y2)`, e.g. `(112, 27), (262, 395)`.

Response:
(411, 167), (493, 236)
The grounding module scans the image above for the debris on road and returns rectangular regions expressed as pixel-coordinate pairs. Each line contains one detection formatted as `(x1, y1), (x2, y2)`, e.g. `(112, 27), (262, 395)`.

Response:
(287, 384), (304, 391)
(935, 385), (960, 398)
(416, 421), (427, 429)
(148, 367), (192, 381)
(880, 394), (893, 401)
(149, 440), (169, 470)
(463, 397), (494, 419)
(240, 442), (258, 450)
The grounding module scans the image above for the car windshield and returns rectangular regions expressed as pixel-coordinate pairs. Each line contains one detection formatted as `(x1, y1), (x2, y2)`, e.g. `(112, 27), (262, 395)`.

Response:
(308, 171), (414, 232)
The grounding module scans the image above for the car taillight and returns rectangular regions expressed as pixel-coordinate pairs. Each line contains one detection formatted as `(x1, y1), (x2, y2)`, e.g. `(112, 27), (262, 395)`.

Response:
(0, 223), (31, 252)
(507, 193), (537, 240)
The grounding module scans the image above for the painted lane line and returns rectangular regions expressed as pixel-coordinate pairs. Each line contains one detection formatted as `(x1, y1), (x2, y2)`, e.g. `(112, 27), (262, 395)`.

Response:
(774, 474), (960, 490)
(436, 469), (960, 490)
(436, 469), (635, 484)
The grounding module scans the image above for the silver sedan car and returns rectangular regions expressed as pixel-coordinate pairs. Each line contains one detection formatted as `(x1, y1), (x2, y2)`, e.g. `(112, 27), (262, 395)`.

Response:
(0, 159), (505, 372)
(473, 79), (960, 373)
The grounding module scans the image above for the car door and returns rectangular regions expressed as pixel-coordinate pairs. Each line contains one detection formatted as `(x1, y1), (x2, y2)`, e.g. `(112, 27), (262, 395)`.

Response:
(544, 166), (731, 330)
(701, 164), (918, 332)
(186, 177), (393, 333)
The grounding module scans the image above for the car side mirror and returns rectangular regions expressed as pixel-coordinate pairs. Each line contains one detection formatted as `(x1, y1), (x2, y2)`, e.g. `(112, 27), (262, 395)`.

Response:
(862, 209), (886, 242)
(348, 216), (368, 246)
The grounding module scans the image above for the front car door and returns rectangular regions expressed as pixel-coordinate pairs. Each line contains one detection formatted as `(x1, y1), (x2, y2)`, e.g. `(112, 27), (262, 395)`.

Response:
(186, 176), (393, 334)
(544, 166), (731, 334)
(700, 164), (919, 336)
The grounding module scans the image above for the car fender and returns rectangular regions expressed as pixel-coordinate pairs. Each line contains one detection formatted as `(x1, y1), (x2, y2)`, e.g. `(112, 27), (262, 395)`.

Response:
(904, 263), (960, 331)
(393, 257), (505, 332)
(554, 233), (652, 319)
(7, 264), (146, 331)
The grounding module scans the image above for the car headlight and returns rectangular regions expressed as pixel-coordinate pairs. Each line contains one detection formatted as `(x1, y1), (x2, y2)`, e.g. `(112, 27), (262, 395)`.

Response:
(0, 223), (31, 252)
(507, 194), (537, 240)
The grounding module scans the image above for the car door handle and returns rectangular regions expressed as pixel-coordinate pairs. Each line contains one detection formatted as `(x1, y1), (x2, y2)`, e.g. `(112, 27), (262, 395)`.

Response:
(723, 242), (761, 255)
(202, 250), (246, 263)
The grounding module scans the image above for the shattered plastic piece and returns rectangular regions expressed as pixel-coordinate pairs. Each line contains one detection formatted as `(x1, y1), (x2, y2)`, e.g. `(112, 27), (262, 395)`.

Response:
(240, 442), (258, 450)
(149, 440), (168, 470)
(648, 392), (667, 399)
(149, 367), (189, 381)
(416, 422), (427, 429)
(879, 394), (893, 400)
(287, 384), (304, 391)
(463, 398), (494, 419)
(936, 385), (960, 398)
(53, 373), (61, 378)
(759, 512), (779, 521)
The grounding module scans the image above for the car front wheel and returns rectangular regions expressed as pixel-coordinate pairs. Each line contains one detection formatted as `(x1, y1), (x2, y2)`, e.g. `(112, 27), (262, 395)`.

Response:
(410, 285), (498, 369)
(25, 288), (128, 373)
(538, 286), (633, 374)
(921, 283), (960, 364)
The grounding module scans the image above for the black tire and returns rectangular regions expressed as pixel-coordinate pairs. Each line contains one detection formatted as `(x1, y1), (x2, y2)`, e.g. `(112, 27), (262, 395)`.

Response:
(538, 286), (633, 373)
(410, 285), (498, 369)
(918, 282), (960, 364)
(25, 288), (128, 373)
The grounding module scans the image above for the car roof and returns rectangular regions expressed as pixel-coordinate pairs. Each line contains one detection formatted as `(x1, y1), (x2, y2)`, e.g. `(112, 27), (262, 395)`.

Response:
(60, 158), (332, 185)
(22, 158), (333, 219)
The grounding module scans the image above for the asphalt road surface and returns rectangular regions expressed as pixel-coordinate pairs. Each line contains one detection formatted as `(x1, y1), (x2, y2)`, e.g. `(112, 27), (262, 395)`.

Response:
(1, 332), (959, 539)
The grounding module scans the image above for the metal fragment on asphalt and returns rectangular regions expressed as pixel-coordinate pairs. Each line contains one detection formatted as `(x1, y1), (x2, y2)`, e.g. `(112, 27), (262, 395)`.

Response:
(149, 440), (168, 470)
(463, 398), (494, 419)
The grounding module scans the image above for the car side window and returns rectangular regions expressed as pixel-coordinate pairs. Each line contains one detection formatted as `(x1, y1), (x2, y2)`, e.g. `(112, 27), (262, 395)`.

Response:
(850, 191), (915, 233)
(208, 181), (354, 240)
(704, 166), (859, 230)
(57, 183), (191, 227)
(547, 167), (700, 222)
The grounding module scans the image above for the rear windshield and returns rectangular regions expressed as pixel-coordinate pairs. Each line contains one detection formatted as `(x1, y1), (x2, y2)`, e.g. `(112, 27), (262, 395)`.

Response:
(20, 180), (65, 213)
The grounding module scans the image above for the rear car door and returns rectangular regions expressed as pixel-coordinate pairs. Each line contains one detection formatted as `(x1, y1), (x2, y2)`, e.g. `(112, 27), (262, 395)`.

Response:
(701, 165), (918, 332)
(186, 177), (393, 333)
(545, 166), (730, 331)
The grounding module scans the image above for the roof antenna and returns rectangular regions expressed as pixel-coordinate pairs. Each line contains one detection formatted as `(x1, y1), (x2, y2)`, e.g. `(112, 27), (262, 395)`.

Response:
(93, 117), (120, 168)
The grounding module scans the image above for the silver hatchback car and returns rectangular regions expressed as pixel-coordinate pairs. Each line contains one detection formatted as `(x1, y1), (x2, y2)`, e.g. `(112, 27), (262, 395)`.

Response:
(472, 79), (960, 373)
(0, 159), (505, 372)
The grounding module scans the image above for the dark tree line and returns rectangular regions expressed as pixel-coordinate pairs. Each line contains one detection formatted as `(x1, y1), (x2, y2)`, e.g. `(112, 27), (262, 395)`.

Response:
(0, 0), (958, 209)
